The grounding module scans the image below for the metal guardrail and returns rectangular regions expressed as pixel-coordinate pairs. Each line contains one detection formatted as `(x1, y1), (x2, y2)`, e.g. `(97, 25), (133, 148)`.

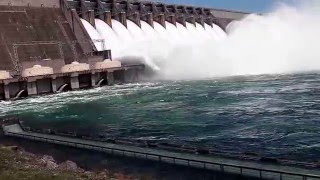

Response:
(4, 131), (320, 180)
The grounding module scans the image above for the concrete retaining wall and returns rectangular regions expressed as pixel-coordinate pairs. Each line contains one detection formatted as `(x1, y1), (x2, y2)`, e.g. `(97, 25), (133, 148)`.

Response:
(0, 0), (60, 8)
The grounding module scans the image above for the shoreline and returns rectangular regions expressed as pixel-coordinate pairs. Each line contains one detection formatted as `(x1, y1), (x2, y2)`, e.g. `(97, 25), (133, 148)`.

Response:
(0, 133), (256, 180)
(0, 145), (121, 179)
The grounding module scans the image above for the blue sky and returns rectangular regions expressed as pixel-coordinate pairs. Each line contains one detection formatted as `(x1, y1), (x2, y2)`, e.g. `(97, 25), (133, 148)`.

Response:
(155, 0), (296, 13)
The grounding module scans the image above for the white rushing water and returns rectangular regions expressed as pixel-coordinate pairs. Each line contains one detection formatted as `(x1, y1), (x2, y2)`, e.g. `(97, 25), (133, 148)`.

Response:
(95, 19), (121, 57)
(82, 1), (320, 80)
(80, 19), (105, 51)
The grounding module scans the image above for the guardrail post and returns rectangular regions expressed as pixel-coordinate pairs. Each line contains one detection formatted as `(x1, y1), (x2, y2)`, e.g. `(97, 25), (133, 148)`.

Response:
(280, 173), (283, 180)
(259, 170), (262, 179)
(240, 167), (243, 175)
(302, 176), (307, 180)
(220, 165), (224, 172)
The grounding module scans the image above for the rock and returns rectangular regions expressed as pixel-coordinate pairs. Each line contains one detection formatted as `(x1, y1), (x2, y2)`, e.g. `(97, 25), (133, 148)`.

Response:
(113, 173), (131, 180)
(41, 155), (57, 169)
(6, 146), (19, 151)
(46, 160), (58, 169)
(97, 171), (108, 179)
(81, 172), (91, 178)
(59, 160), (78, 171)
(23, 152), (37, 158)
(41, 155), (55, 163)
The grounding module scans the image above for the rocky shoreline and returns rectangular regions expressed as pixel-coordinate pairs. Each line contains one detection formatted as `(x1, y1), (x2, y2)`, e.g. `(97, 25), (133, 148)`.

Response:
(0, 145), (138, 180)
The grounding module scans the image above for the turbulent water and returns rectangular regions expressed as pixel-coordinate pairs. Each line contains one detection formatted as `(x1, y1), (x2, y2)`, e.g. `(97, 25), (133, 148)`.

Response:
(81, 1), (320, 80)
(1, 74), (320, 163)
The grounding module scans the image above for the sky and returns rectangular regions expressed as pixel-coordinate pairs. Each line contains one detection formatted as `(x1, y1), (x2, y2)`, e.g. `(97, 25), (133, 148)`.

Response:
(152, 0), (297, 13)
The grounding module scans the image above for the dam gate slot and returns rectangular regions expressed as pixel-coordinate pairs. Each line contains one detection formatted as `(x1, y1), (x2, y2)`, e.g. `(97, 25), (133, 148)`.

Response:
(36, 78), (53, 95)
(78, 73), (92, 89)
(8, 82), (27, 99)
(114, 70), (125, 84)
(0, 84), (4, 100)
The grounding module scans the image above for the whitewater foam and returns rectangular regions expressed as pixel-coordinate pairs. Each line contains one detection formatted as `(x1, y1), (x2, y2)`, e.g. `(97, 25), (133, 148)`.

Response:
(155, 2), (320, 79)
(81, 1), (320, 80)
(0, 82), (162, 116)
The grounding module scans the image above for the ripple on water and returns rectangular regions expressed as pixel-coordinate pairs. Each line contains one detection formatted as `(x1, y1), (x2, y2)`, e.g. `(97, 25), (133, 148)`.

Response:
(1, 76), (320, 163)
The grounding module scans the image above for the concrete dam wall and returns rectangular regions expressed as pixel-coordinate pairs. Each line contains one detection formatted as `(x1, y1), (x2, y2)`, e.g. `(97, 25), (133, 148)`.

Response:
(0, 0), (247, 100)
(0, 6), (82, 72)
(67, 0), (247, 30)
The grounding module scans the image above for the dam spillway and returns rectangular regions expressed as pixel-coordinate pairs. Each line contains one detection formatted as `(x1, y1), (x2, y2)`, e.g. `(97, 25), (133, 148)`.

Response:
(0, 0), (247, 100)
(1, 1), (320, 178)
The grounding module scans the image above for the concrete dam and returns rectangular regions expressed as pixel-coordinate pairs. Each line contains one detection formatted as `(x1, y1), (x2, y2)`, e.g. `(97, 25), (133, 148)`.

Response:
(0, 0), (247, 100)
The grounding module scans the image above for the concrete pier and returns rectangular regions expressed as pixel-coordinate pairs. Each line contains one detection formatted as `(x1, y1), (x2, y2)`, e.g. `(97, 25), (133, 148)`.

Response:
(70, 73), (80, 90)
(91, 73), (96, 87)
(51, 78), (57, 93)
(2, 124), (320, 180)
(0, 65), (144, 100)
(27, 81), (37, 96)
(107, 72), (114, 86)
(4, 83), (10, 100)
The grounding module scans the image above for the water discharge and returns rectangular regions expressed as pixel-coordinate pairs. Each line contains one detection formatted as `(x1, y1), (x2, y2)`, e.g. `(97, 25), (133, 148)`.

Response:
(80, 19), (104, 51)
(2, 74), (320, 164)
(83, 1), (320, 80)
(95, 19), (120, 57)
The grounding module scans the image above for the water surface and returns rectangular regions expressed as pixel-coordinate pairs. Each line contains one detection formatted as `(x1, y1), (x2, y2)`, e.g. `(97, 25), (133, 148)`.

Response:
(1, 73), (320, 163)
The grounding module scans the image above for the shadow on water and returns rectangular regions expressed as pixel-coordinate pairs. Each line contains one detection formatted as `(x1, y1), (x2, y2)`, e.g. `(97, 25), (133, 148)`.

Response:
(0, 133), (259, 180)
